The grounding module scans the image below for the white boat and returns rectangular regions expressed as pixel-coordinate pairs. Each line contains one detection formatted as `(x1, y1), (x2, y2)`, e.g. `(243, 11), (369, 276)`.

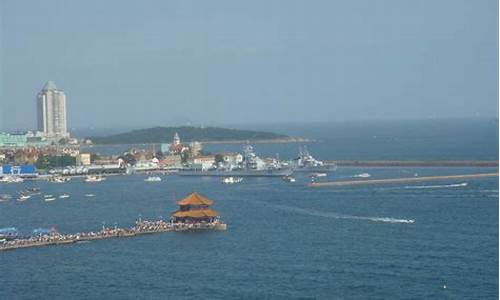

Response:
(44, 197), (56, 202)
(84, 175), (106, 182)
(0, 176), (24, 183)
(144, 176), (162, 182)
(221, 177), (243, 184)
(49, 176), (71, 183)
(59, 194), (70, 199)
(310, 173), (327, 178)
(17, 195), (31, 201)
(85, 193), (96, 197)
(353, 173), (371, 178)
(282, 176), (296, 183)
(44, 194), (54, 198)
(0, 194), (12, 202)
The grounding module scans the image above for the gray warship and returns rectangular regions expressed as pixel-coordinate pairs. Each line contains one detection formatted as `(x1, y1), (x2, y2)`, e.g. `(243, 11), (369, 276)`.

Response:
(178, 145), (293, 177)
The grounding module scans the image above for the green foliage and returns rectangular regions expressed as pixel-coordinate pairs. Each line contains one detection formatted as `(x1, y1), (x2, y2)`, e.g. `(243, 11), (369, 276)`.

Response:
(90, 126), (289, 144)
(36, 154), (76, 169)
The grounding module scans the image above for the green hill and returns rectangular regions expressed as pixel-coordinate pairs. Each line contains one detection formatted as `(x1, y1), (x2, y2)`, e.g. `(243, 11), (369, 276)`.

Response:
(89, 126), (290, 144)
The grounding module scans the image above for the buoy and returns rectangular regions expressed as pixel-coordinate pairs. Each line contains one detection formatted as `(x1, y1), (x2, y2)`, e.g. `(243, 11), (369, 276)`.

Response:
(443, 284), (447, 289)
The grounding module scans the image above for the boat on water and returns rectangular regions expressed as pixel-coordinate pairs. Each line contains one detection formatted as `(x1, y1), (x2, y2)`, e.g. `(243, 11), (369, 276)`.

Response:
(85, 193), (96, 197)
(221, 177), (243, 184)
(48, 176), (71, 183)
(282, 176), (296, 183)
(291, 147), (337, 173)
(17, 195), (31, 201)
(44, 194), (54, 198)
(84, 175), (106, 182)
(310, 172), (327, 178)
(353, 173), (371, 178)
(59, 194), (70, 199)
(144, 176), (162, 182)
(44, 197), (56, 202)
(179, 145), (293, 177)
(0, 194), (12, 202)
(0, 176), (24, 183)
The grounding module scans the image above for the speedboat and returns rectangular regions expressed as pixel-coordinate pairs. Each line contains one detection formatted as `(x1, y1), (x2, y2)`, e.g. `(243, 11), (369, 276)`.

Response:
(0, 194), (12, 202)
(49, 176), (71, 183)
(84, 175), (106, 183)
(0, 176), (24, 183)
(282, 176), (296, 183)
(44, 197), (56, 202)
(353, 173), (371, 178)
(17, 194), (31, 201)
(144, 176), (162, 182)
(44, 194), (54, 198)
(85, 193), (96, 197)
(310, 172), (327, 178)
(221, 177), (243, 184)
(59, 194), (70, 199)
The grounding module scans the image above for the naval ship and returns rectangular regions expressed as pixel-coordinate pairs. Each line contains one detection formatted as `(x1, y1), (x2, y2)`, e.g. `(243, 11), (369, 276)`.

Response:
(178, 145), (293, 177)
(291, 146), (337, 172)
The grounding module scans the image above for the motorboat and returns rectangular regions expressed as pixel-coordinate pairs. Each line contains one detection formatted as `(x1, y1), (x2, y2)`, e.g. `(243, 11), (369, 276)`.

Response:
(221, 177), (243, 184)
(84, 175), (106, 183)
(59, 194), (70, 199)
(44, 197), (56, 202)
(282, 176), (296, 183)
(0, 176), (24, 183)
(144, 176), (162, 182)
(85, 193), (96, 197)
(48, 176), (71, 183)
(310, 173), (327, 178)
(353, 173), (371, 178)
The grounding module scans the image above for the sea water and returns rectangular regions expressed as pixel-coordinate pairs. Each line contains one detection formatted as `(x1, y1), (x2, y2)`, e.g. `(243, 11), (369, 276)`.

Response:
(0, 167), (498, 299)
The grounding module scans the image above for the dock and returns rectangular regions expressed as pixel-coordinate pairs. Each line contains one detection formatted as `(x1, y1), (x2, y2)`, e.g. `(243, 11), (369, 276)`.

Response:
(309, 173), (499, 188)
(0, 220), (227, 252)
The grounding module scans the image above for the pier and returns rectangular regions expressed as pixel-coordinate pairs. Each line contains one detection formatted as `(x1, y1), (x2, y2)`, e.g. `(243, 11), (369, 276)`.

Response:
(0, 219), (227, 251)
(308, 173), (499, 188)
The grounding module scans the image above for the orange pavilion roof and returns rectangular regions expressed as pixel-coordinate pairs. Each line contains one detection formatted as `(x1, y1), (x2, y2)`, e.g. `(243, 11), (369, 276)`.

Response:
(177, 192), (214, 206)
(172, 209), (218, 218)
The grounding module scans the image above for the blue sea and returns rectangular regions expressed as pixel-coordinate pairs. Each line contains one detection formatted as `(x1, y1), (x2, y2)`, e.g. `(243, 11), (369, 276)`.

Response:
(1, 119), (499, 299)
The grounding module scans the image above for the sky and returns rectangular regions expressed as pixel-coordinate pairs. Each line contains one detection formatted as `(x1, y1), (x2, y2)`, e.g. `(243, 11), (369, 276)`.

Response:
(0, 0), (498, 130)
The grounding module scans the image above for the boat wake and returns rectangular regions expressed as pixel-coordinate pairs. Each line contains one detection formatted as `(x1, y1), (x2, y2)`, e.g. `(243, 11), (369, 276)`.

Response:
(403, 182), (468, 189)
(264, 203), (415, 224)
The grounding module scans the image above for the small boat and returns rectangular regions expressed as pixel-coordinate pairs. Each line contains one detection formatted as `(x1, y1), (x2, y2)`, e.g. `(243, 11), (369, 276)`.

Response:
(17, 195), (31, 201)
(0, 194), (11, 202)
(353, 173), (371, 178)
(44, 197), (56, 202)
(144, 176), (162, 182)
(49, 176), (71, 183)
(282, 176), (296, 183)
(85, 193), (96, 197)
(0, 176), (24, 183)
(310, 173), (327, 178)
(59, 194), (70, 199)
(222, 177), (243, 184)
(84, 175), (106, 183)
(44, 194), (54, 198)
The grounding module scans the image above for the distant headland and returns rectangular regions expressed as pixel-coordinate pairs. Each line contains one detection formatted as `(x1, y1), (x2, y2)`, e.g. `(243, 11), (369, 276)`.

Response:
(88, 126), (308, 145)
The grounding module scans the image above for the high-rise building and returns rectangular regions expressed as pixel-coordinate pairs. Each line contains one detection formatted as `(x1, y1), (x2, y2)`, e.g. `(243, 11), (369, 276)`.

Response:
(37, 81), (69, 138)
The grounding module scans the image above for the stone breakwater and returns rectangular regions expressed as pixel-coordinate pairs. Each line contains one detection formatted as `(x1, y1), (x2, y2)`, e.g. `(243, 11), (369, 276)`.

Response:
(0, 220), (227, 252)
(309, 173), (499, 188)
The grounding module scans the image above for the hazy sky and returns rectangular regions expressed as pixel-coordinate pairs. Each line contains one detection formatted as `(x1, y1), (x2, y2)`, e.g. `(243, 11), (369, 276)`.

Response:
(1, 0), (498, 130)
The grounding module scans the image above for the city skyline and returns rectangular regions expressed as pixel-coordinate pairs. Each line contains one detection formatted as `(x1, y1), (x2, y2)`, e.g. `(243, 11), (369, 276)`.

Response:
(1, 0), (498, 130)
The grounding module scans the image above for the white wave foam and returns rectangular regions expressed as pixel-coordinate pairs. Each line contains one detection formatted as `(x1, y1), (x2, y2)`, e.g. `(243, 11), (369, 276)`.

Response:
(403, 182), (468, 189)
(267, 203), (415, 224)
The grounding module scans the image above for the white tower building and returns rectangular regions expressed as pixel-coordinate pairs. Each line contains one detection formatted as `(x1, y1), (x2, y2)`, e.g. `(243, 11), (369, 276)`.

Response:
(37, 81), (69, 138)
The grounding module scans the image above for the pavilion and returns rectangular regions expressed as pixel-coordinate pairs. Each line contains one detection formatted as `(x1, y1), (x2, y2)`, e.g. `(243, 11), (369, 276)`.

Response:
(171, 192), (221, 225)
